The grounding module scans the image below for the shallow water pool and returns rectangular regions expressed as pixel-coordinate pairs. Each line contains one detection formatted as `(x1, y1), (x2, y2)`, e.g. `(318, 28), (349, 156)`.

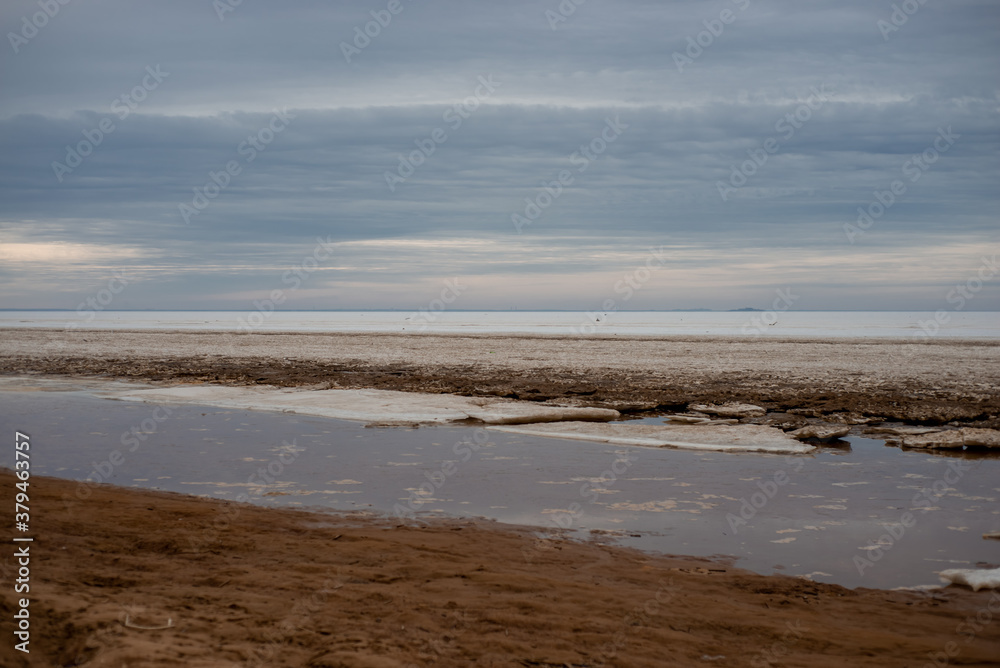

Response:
(1, 377), (997, 590)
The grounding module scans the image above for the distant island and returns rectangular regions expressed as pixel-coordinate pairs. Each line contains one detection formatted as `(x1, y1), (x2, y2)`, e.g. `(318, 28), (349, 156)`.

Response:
(728, 307), (764, 312)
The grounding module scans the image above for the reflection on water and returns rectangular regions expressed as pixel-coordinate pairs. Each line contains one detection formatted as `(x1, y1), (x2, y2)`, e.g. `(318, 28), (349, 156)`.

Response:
(1, 380), (998, 590)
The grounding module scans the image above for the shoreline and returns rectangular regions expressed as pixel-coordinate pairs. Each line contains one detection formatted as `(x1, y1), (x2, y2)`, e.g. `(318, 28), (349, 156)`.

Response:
(5, 324), (1000, 342)
(5, 470), (999, 667)
(5, 376), (998, 592)
(2, 328), (998, 426)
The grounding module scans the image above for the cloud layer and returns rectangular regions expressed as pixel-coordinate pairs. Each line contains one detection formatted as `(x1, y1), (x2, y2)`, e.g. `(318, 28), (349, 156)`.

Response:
(2, 0), (998, 310)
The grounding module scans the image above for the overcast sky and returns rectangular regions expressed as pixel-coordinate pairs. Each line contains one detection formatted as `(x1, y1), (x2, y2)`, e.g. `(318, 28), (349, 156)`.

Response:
(1, 0), (997, 311)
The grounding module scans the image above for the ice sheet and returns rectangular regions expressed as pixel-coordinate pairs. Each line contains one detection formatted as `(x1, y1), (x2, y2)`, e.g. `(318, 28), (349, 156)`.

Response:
(487, 421), (815, 454)
(109, 385), (621, 425)
(938, 568), (1000, 591)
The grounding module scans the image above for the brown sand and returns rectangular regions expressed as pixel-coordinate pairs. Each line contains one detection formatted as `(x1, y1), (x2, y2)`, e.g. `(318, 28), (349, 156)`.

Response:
(1, 329), (998, 425)
(3, 470), (999, 667)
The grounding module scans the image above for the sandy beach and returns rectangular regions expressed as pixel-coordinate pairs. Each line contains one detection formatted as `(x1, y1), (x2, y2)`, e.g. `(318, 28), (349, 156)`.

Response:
(2, 328), (998, 425)
(3, 328), (1000, 666)
(3, 470), (999, 668)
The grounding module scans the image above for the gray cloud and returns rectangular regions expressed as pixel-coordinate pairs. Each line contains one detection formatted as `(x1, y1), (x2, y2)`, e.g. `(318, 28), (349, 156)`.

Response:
(1, 0), (997, 311)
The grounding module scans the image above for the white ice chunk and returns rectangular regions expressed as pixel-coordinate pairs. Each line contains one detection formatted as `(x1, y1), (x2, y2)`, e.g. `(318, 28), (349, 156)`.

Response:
(938, 568), (1000, 591)
(487, 421), (814, 454)
(789, 424), (851, 440)
(108, 385), (620, 425)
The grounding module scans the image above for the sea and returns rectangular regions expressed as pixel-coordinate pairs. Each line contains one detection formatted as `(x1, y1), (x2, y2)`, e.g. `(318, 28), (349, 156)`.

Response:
(1, 310), (998, 338)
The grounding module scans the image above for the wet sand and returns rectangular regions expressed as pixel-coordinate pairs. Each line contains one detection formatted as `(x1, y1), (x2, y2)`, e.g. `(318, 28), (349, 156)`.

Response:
(2, 328), (999, 425)
(4, 469), (999, 668)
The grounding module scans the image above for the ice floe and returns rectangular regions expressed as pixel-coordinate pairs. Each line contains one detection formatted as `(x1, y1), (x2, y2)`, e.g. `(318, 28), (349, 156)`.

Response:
(486, 421), (815, 454)
(662, 413), (713, 424)
(789, 424), (851, 440)
(938, 567), (1000, 591)
(108, 385), (620, 425)
(863, 425), (942, 436)
(896, 428), (1000, 450)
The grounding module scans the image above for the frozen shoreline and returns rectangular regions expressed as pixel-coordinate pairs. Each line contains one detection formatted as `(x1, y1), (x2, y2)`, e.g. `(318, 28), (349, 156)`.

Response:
(2, 309), (998, 338)
(2, 327), (997, 426)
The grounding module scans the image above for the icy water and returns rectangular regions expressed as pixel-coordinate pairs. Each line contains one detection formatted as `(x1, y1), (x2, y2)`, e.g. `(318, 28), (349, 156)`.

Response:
(2, 380), (997, 590)
(2, 309), (998, 338)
